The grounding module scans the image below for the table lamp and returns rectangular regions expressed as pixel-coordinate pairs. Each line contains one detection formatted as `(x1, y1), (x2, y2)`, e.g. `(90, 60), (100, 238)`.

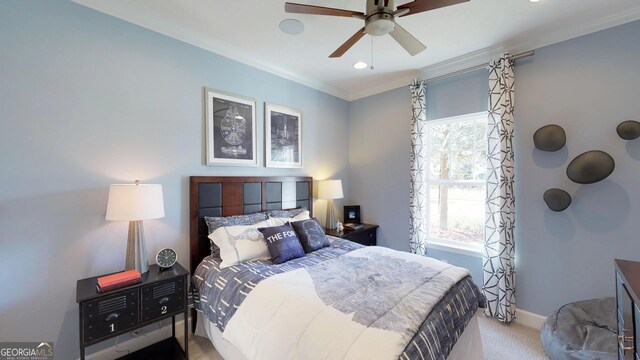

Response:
(106, 181), (165, 274)
(318, 179), (343, 230)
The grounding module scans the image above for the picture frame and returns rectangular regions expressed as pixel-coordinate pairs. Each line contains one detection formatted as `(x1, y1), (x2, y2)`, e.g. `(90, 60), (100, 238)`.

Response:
(204, 87), (257, 166)
(265, 103), (302, 168)
(343, 205), (361, 224)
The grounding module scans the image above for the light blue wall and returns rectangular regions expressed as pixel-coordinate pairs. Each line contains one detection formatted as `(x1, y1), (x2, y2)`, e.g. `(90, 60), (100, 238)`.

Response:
(347, 71), (487, 288)
(348, 20), (640, 317)
(515, 20), (640, 316)
(0, 1), (348, 358)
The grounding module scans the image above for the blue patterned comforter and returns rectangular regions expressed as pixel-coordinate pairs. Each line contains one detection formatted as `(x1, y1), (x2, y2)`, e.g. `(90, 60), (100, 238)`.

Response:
(192, 238), (483, 359)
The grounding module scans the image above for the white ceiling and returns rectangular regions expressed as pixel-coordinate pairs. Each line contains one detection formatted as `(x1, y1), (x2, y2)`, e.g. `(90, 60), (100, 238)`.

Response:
(73, 0), (640, 101)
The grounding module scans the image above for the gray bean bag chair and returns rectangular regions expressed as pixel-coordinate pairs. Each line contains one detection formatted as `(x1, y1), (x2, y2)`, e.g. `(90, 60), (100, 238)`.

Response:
(540, 297), (617, 360)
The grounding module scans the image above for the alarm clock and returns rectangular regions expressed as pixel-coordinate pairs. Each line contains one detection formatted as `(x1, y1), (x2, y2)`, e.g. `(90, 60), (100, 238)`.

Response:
(156, 248), (177, 270)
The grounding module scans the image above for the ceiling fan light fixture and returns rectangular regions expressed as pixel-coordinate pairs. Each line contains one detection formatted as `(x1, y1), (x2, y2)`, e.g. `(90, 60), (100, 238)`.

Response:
(353, 61), (368, 69)
(365, 14), (396, 36)
(279, 19), (305, 35)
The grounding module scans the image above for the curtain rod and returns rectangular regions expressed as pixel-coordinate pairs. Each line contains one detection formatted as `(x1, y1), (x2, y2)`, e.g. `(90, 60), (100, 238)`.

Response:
(423, 50), (534, 84)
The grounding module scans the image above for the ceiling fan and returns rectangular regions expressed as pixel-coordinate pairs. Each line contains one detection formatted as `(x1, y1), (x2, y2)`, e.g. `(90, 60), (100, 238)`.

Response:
(284, 0), (469, 58)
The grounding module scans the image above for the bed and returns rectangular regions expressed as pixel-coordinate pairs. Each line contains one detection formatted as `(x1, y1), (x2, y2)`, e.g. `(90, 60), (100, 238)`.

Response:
(189, 176), (484, 360)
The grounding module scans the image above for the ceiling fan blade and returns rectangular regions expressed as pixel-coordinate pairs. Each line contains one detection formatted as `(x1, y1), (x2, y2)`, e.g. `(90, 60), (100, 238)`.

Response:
(389, 23), (426, 56)
(396, 0), (469, 16)
(285, 3), (364, 17)
(329, 27), (366, 58)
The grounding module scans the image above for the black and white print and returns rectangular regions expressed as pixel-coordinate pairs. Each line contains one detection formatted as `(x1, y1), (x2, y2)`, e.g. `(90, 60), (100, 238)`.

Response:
(409, 79), (429, 256)
(483, 53), (516, 323)
(265, 103), (302, 168)
(205, 87), (257, 166)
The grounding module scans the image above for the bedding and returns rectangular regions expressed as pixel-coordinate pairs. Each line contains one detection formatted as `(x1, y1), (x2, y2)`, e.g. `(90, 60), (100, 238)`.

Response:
(192, 237), (483, 360)
(204, 212), (269, 257)
(290, 218), (330, 252)
(266, 208), (307, 219)
(269, 209), (311, 225)
(208, 219), (274, 269)
(258, 223), (305, 264)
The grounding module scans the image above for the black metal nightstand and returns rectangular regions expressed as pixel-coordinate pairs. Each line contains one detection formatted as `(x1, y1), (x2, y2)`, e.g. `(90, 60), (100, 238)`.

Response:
(324, 224), (378, 246)
(76, 263), (189, 360)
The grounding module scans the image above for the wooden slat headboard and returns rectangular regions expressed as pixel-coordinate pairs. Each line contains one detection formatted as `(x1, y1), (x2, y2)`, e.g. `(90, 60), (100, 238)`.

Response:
(189, 176), (313, 276)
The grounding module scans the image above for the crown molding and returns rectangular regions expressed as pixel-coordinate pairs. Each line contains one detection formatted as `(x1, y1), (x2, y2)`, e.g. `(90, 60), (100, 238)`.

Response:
(73, 0), (350, 100)
(74, 1), (640, 102)
(140, 27), (351, 100)
(419, 7), (640, 82)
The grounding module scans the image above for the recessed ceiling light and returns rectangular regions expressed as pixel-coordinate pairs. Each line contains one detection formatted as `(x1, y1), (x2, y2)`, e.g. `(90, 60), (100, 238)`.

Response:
(529, 0), (540, 2)
(279, 19), (304, 35)
(353, 61), (368, 70)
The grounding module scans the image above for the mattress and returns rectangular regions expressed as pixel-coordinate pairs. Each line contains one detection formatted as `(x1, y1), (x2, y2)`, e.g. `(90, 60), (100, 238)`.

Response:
(192, 237), (484, 359)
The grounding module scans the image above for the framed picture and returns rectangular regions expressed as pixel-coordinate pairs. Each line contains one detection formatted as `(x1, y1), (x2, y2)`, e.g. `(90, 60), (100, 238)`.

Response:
(265, 103), (302, 168)
(343, 205), (361, 224)
(204, 87), (257, 166)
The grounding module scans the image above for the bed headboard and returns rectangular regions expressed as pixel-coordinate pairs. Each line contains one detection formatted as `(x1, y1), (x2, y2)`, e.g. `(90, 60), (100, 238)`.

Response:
(189, 176), (313, 275)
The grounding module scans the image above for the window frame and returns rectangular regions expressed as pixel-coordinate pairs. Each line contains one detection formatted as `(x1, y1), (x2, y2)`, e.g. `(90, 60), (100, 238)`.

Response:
(425, 111), (488, 257)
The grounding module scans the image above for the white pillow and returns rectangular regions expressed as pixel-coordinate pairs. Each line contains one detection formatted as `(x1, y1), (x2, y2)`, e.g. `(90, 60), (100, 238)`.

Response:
(208, 219), (274, 269)
(270, 210), (311, 226)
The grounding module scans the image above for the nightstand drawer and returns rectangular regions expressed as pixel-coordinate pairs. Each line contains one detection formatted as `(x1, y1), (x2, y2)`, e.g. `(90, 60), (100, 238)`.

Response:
(141, 276), (185, 323)
(82, 289), (138, 344)
(343, 228), (376, 246)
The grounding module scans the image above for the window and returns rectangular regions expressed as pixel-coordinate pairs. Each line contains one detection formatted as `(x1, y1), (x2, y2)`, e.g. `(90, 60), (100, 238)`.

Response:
(426, 112), (487, 255)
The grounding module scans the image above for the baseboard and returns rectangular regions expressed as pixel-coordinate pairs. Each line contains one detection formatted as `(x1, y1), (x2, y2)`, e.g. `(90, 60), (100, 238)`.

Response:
(79, 319), (186, 360)
(514, 308), (547, 330)
(477, 307), (547, 330)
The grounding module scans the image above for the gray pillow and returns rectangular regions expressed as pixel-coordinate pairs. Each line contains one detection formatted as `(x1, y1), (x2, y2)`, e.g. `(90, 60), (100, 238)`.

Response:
(266, 208), (306, 219)
(204, 212), (269, 257)
(291, 218), (330, 253)
(258, 223), (305, 264)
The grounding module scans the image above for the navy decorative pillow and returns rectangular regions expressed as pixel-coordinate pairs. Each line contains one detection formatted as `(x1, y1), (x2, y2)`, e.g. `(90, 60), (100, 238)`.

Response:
(258, 223), (305, 264)
(204, 212), (268, 257)
(291, 218), (330, 253)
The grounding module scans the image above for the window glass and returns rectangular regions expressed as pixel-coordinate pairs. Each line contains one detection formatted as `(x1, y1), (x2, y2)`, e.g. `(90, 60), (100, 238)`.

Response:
(426, 112), (487, 251)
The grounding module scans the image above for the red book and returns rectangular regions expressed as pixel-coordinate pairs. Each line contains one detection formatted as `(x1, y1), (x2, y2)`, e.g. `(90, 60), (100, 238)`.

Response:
(97, 270), (142, 288)
(96, 278), (142, 293)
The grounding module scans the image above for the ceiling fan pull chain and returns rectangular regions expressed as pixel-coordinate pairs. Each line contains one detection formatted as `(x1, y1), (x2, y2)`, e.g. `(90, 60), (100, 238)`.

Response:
(371, 36), (375, 70)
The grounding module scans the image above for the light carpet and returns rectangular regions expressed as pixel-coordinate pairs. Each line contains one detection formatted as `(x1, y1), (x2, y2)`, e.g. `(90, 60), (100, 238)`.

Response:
(182, 315), (549, 360)
(478, 314), (549, 360)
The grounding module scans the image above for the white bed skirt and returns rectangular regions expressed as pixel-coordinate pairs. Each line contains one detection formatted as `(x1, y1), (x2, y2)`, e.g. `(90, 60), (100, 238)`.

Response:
(194, 312), (483, 360)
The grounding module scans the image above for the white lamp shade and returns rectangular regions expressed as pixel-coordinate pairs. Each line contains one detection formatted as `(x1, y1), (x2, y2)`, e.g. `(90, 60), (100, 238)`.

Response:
(106, 183), (165, 221)
(317, 179), (343, 200)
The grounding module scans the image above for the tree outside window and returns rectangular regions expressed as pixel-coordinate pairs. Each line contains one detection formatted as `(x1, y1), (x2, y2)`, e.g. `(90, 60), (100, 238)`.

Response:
(426, 112), (487, 253)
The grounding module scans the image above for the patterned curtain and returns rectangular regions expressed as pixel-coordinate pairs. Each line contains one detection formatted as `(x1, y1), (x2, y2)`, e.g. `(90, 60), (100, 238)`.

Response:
(409, 79), (429, 256)
(483, 54), (516, 323)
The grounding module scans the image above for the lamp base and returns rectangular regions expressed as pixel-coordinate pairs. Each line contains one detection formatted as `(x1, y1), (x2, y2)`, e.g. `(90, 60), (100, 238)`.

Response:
(325, 199), (337, 230)
(126, 220), (149, 274)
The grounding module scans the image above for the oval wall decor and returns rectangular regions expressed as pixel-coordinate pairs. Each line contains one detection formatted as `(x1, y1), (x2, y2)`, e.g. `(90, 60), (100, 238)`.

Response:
(543, 188), (572, 212)
(566, 150), (615, 184)
(616, 120), (640, 140)
(533, 124), (566, 152)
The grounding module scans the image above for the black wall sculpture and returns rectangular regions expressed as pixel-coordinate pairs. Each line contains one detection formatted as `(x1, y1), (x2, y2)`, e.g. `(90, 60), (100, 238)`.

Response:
(566, 150), (615, 184)
(543, 189), (572, 212)
(533, 124), (566, 151)
(616, 120), (640, 140)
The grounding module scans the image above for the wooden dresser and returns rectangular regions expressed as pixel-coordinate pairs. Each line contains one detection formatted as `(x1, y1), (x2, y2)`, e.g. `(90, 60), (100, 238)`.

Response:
(615, 259), (640, 360)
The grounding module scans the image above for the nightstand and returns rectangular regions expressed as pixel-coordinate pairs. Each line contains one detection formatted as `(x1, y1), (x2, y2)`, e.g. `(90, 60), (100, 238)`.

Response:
(324, 224), (379, 246)
(76, 263), (189, 360)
